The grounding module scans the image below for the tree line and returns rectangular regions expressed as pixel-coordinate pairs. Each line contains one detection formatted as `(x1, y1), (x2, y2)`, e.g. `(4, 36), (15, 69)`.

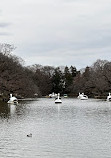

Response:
(0, 44), (111, 100)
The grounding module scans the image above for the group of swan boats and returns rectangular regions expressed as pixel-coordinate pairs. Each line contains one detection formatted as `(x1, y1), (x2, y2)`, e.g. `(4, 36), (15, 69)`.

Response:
(49, 92), (111, 104)
(54, 93), (89, 103)
(6, 92), (111, 105)
(77, 92), (111, 102)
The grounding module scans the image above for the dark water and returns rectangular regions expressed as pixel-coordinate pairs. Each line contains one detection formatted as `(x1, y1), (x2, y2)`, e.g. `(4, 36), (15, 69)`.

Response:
(0, 98), (111, 158)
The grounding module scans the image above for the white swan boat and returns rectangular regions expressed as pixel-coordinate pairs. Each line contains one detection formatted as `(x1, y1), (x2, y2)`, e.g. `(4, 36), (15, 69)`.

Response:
(55, 93), (62, 104)
(107, 93), (111, 101)
(49, 92), (57, 98)
(7, 94), (18, 104)
(77, 93), (88, 100)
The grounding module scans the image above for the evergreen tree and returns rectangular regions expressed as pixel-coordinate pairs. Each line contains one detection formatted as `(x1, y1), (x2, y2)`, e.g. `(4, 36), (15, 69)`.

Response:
(51, 67), (64, 93)
(70, 66), (77, 77)
(64, 66), (73, 93)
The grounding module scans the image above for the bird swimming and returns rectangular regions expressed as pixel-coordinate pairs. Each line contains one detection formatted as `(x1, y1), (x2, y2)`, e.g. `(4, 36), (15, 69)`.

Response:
(27, 133), (32, 137)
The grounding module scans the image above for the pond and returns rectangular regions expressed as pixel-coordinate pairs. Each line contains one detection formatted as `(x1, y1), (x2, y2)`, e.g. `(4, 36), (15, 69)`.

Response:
(0, 98), (111, 158)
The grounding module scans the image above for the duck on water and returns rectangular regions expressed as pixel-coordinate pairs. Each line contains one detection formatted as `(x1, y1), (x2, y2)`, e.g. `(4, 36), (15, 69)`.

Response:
(27, 133), (32, 137)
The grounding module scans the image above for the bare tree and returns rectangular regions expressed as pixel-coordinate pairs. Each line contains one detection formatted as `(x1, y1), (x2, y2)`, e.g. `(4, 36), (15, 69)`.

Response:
(0, 43), (16, 56)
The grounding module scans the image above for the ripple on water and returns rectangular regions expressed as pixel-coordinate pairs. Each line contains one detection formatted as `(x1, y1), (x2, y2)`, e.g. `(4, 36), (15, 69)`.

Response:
(0, 98), (111, 157)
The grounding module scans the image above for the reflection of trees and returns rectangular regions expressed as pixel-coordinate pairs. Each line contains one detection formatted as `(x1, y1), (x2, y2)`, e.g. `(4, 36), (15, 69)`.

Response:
(0, 100), (37, 120)
(0, 101), (9, 118)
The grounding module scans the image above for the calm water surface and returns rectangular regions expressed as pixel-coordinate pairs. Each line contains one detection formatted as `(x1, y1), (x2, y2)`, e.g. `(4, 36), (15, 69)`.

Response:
(0, 98), (111, 158)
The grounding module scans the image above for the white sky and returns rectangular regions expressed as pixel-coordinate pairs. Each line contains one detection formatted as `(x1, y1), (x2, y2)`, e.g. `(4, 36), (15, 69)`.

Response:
(0, 0), (111, 69)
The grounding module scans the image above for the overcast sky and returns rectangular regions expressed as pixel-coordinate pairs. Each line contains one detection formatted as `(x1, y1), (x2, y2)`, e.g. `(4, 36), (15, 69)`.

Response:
(0, 0), (111, 69)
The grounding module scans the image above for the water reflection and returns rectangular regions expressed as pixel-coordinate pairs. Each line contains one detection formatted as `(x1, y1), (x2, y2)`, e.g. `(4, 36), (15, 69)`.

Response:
(0, 101), (9, 118)
(0, 98), (111, 121)
(0, 100), (29, 119)
(8, 104), (16, 116)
